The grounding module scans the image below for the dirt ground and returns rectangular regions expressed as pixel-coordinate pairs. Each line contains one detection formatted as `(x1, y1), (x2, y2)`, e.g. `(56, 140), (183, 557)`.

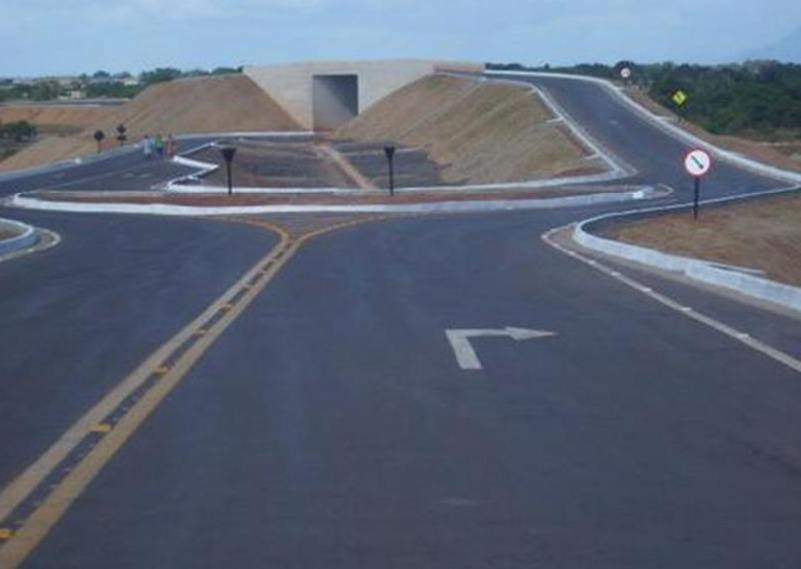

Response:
(194, 141), (359, 189)
(0, 227), (18, 240)
(0, 104), (112, 134)
(0, 75), (299, 172)
(335, 75), (599, 185)
(37, 185), (622, 207)
(192, 139), (445, 189)
(625, 87), (801, 173)
(605, 192), (801, 286)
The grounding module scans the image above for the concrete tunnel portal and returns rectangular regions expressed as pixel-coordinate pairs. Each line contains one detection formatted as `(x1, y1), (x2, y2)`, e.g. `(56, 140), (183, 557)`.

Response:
(312, 74), (359, 131)
(244, 60), (484, 131)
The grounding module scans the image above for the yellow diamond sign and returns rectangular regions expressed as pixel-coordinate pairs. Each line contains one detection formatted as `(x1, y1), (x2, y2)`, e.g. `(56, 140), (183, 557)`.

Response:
(672, 90), (688, 106)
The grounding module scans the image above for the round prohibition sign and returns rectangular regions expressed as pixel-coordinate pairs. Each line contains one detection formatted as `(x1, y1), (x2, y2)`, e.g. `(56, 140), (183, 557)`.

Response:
(684, 149), (712, 177)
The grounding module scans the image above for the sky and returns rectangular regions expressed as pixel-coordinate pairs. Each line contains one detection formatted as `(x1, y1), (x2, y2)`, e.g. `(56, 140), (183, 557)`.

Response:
(1, 0), (800, 76)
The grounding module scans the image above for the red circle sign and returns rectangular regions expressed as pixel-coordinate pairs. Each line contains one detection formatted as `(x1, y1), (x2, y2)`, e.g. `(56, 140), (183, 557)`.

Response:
(684, 149), (712, 177)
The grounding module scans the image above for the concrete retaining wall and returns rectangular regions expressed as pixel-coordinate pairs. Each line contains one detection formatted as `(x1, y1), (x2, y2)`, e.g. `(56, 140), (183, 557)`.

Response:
(245, 60), (484, 129)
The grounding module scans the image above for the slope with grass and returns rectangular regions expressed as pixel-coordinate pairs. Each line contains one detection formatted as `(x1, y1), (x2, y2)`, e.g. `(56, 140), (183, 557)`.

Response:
(0, 75), (300, 172)
(335, 75), (596, 185)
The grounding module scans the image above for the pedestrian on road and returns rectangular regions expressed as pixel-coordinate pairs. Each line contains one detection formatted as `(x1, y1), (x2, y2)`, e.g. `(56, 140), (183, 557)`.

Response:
(166, 134), (178, 159)
(143, 135), (153, 159)
(154, 134), (165, 159)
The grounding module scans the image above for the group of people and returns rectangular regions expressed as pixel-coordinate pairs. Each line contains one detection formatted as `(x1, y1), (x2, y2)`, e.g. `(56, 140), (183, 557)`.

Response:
(143, 134), (178, 159)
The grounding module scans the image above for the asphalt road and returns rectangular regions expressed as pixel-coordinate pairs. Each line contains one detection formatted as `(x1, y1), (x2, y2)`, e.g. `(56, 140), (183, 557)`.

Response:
(2, 75), (801, 568)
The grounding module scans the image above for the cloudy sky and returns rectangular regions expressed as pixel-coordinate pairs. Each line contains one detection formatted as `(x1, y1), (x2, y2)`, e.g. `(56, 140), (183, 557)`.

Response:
(1, 0), (799, 76)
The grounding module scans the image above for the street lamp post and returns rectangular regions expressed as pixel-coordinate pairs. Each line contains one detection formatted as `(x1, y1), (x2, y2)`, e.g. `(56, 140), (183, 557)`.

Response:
(93, 130), (105, 154)
(116, 124), (127, 148)
(384, 145), (396, 197)
(219, 145), (237, 197)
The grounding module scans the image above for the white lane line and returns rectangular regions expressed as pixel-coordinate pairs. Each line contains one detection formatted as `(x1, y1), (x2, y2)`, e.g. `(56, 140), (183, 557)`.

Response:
(542, 225), (801, 376)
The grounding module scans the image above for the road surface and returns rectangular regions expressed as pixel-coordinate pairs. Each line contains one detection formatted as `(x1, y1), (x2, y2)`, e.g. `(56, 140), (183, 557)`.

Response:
(1, 74), (800, 568)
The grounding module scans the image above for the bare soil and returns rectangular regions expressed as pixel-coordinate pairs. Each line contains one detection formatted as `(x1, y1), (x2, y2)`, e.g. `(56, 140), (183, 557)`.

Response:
(192, 139), (446, 189)
(625, 87), (801, 173)
(0, 75), (299, 172)
(37, 185), (622, 207)
(335, 75), (599, 185)
(0, 104), (112, 133)
(0, 228), (18, 240)
(194, 141), (358, 189)
(605, 193), (801, 286)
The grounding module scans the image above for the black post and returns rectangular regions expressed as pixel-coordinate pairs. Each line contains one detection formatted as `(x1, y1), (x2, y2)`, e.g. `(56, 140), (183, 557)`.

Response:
(219, 145), (237, 197)
(384, 145), (396, 197)
(693, 176), (700, 220)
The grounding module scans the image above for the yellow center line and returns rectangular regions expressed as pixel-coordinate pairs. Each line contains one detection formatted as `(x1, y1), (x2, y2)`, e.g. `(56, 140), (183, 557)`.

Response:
(0, 215), (392, 568)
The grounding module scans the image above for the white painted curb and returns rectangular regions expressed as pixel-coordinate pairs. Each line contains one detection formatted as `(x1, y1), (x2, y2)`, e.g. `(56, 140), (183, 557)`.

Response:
(0, 217), (38, 257)
(573, 187), (801, 314)
(11, 186), (658, 216)
(489, 70), (801, 185)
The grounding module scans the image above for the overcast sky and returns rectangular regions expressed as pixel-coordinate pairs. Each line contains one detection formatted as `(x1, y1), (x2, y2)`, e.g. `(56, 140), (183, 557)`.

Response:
(1, 0), (800, 76)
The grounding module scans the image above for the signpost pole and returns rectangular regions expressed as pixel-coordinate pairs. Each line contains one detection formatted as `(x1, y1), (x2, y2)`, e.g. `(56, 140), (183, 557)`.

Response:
(684, 149), (711, 220)
(384, 145), (396, 197)
(219, 145), (237, 197)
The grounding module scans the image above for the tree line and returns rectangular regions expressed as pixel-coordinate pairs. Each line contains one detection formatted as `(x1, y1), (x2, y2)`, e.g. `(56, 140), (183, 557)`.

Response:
(0, 66), (242, 103)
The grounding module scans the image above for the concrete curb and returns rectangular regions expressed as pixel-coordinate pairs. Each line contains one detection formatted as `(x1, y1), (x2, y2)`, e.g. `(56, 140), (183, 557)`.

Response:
(489, 70), (801, 185)
(11, 185), (659, 216)
(0, 218), (38, 257)
(572, 186), (801, 314)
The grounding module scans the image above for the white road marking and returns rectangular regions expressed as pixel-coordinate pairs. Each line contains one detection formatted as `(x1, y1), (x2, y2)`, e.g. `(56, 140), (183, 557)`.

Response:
(445, 327), (556, 371)
(542, 226), (801, 376)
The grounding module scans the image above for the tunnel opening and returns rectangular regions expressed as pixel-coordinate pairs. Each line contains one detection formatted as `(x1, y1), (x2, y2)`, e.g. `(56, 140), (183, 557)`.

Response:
(312, 74), (359, 131)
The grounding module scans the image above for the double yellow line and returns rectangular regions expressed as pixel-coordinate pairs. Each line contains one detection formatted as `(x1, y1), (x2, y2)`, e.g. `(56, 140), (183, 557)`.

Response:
(0, 215), (384, 568)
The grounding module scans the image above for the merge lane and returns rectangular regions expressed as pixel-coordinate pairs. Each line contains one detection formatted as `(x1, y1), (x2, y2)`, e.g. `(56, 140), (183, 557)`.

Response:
(21, 213), (801, 568)
(488, 73), (783, 199)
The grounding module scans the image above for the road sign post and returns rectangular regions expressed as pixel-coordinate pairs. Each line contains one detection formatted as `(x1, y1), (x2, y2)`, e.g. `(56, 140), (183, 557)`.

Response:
(219, 145), (237, 197)
(116, 124), (127, 148)
(620, 67), (631, 86)
(384, 145), (396, 197)
(684, 149), (712, 220)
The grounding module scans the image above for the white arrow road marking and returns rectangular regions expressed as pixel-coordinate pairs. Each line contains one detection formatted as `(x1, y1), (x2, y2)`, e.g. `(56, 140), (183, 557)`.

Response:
(445, 327), (557, 370)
